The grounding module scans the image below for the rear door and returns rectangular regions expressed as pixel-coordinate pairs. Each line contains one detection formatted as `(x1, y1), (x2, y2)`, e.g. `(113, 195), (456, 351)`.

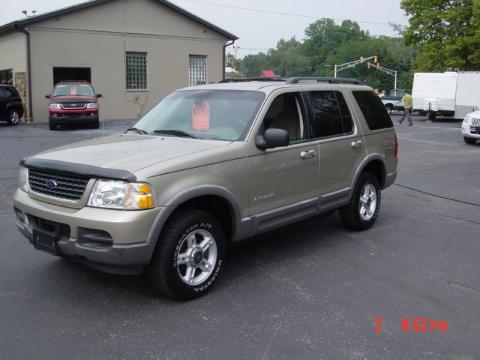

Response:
(306, 90), (367, 195)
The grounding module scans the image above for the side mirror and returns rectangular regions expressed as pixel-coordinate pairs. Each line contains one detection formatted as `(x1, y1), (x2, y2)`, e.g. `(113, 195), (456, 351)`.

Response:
(256, 128), (290, 150)
(45, 94), (51, 99)
(96, 93), (102, 98)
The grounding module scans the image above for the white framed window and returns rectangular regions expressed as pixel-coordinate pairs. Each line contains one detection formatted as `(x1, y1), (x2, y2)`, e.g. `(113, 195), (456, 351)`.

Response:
(126, 52), (147, 90)
(189, 55), (207, 86)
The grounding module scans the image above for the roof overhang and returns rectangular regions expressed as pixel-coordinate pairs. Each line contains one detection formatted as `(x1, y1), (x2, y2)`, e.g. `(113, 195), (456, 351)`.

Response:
(0, 0), (238, 40)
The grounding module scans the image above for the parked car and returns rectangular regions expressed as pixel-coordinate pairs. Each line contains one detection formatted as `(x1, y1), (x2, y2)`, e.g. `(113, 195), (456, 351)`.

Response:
(462, 110), (480, 144)
(380, 89), (405, 113)
(0, 84), (24, 125)
(13, 77), (398, 299)
(46, 81), (102, 130)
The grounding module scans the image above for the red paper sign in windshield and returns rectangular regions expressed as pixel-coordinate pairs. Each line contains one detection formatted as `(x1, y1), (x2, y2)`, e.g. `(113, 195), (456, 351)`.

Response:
(192, 100), (210, 131)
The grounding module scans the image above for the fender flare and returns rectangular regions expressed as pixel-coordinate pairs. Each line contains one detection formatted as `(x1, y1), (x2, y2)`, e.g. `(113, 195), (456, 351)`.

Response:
(146, 185), (242, 247)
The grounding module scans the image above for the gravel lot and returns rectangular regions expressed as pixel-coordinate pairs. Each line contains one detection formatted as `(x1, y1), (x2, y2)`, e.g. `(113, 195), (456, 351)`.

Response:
(0, 115), (479, 360)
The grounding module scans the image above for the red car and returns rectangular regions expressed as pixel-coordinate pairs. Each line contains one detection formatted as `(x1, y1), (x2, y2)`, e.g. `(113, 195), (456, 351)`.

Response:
(46, 81), (102, 130)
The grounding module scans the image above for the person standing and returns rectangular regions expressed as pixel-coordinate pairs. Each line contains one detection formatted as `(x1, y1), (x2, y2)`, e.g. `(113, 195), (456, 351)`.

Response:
(398, 91), (413, 126)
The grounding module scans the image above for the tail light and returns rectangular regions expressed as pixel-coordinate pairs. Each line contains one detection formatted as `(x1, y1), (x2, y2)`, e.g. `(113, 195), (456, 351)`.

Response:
(394, 134), (398, 159)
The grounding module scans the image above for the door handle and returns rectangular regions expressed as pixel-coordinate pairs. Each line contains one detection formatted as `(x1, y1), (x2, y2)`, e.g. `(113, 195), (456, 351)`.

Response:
(300, 149), (317, 159)
(351, 140), (362, 149)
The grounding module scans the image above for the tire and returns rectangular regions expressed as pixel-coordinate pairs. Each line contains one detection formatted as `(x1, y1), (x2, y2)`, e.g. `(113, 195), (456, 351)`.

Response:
(7, 109), (20, 126)
(49, 122), (56, 130)
(385, 104), (393, 114)
(340, 171), (381, 231)
(92, 121), (100, 129)
(147, 209), (226, 300)
(464, 137), (477, 145)
(428, 112), (436, 121)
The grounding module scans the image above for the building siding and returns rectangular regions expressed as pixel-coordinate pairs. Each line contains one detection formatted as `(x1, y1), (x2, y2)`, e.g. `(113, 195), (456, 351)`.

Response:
(23, 0), (228, 122)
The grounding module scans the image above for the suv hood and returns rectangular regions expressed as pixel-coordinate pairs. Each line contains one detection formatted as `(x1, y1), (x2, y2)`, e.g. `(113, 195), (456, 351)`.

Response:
(50, 96), (95, 103)
(32, 134), (232, 173)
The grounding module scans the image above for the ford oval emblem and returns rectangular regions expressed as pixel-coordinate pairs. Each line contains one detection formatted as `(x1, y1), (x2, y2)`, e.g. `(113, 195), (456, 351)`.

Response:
(46, 179), (58, 190)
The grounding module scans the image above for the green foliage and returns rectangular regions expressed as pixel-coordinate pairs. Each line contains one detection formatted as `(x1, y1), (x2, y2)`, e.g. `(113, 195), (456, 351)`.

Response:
(401, 0), (480, 71)
(235, 19), (414, 91)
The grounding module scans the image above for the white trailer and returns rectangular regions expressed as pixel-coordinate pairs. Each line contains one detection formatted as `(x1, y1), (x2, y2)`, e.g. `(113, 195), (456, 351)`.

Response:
(412, 72), (480, 120)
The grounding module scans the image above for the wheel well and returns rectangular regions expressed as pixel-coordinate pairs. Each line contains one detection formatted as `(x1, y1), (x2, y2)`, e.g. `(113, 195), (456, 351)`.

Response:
(7, 105), (24, 117)
(170, 195), (234, 241)
(362, 160), (386, 188)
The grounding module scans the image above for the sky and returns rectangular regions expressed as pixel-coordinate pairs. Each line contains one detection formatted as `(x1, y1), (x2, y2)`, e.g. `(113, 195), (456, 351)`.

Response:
(0, 0), (409, 57)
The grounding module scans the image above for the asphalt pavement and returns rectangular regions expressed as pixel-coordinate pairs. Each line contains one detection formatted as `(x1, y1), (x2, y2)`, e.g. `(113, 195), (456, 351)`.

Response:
(0, 115), (479, 360)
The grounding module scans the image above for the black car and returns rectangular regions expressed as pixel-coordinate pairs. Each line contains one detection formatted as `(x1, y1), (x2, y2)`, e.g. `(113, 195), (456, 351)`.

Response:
(0, 85), (24, 125)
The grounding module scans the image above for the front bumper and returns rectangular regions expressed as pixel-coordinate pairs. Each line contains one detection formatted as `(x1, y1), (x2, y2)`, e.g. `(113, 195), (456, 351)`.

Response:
(462, 124), (480, 139)
(13, 189), (163, 274)
(49, 114), (99, 125)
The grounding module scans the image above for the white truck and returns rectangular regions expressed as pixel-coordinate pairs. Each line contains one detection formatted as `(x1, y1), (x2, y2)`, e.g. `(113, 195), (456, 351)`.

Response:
(412, 72), (480, 120)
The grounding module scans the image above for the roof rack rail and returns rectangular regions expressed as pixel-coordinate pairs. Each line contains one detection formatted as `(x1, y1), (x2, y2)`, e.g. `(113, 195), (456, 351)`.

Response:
(286, 77), (366, 85)
(218, 77), (286, 83)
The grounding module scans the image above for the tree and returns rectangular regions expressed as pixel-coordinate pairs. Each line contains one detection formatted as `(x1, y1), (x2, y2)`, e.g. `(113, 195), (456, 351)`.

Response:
(235, 19), (414, 91)
(401, 0), (480, 71)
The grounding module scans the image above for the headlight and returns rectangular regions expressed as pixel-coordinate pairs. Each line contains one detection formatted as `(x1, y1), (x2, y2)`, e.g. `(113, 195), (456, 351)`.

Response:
(49, 103), (61, 110)
(88, 180), (155, 210)
(463, 116), (471, 125)
(19, 167), (29, 192)
(86, 103), (98, 109)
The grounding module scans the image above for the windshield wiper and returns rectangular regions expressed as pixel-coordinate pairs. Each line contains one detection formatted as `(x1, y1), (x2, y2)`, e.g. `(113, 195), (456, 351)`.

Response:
(153, 130), (197, 139)
(126, 127), (149, 135)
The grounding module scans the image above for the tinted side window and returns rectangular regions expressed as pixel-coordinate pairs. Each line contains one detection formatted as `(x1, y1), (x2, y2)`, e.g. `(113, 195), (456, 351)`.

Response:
(0, 88), (7, 98)
(8, 87), (19, 98)
(352, 91), (393, 130)
(309, 91), (343, 138)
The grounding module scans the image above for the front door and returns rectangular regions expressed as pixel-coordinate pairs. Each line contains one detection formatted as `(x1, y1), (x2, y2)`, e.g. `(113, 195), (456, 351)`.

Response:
(248, 91), (319, 220)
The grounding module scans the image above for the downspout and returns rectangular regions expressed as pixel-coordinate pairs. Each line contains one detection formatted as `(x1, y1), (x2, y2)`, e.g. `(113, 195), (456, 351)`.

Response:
(223, 39), (235, 80)
(14, 24), (33, 122)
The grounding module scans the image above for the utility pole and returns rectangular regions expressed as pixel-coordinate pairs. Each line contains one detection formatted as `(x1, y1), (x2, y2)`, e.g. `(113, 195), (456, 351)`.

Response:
(367, 62), (398, 89)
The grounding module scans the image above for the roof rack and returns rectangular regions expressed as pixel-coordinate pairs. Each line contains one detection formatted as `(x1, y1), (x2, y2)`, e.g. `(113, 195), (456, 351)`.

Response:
(218, 77), (287, 83)
(286, 77), (365, 85)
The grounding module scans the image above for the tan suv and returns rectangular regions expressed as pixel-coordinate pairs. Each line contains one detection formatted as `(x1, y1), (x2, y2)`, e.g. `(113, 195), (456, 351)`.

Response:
(13, 77), (398, 299)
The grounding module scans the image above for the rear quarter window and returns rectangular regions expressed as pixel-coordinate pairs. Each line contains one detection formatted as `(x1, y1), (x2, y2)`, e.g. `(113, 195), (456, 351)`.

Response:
(352, 91), (393, 130)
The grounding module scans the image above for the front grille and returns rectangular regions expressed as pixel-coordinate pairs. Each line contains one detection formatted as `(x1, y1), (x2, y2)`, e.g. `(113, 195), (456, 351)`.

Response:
(61, 103), (86, 109)
(28, 168), (90, 201)
(471, 118), (480, 126)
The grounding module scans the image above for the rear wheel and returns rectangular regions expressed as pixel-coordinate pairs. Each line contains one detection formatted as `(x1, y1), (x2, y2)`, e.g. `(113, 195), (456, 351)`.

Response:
(147, 209), (226, 300)
(464, 137), (477, 145)
(7, 109), (20, 125)
(340, 171), (381, 231)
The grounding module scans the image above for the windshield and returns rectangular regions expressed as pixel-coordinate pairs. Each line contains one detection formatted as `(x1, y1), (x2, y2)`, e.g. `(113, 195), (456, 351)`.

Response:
(53, 83), (94, 97)
(133, 90), (265, 141)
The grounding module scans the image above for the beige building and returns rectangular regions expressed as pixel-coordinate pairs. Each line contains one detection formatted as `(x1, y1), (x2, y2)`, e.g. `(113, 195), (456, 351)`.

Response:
(0, 0), (237, 122)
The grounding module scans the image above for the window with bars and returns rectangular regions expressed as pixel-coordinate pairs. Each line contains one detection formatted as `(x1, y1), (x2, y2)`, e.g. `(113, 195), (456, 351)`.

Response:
(126, 52), (147, 90)
(189, 55), (208, 86)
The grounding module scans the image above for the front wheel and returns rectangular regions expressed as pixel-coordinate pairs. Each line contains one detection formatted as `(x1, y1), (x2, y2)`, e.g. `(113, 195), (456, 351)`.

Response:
(147, 209), (226, 300)
(7, 110), (20, 125)
(464, 137), (477, 145)
(340, 171), (381, 231)
(385, 104), (393, 114)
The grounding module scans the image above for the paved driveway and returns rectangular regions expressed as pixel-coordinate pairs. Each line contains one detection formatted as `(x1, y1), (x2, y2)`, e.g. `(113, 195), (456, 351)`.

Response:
(0, 116), (478, 360)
